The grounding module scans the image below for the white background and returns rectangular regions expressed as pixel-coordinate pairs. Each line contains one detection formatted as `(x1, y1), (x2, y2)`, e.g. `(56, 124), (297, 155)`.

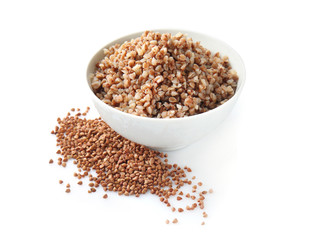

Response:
(1, 0), (318, 239)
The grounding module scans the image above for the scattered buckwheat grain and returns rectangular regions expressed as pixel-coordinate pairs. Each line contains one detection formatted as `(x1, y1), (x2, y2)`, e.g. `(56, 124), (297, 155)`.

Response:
(51, 108), (214, 225)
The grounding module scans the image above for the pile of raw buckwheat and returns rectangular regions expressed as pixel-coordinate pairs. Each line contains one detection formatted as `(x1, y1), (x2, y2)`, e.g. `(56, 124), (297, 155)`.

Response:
(50, 108), (213, 225)
(91, 31), (238, 118)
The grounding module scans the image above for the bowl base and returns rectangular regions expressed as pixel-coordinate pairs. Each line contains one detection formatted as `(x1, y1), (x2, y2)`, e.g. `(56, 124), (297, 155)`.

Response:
(148, 144), (188, 152)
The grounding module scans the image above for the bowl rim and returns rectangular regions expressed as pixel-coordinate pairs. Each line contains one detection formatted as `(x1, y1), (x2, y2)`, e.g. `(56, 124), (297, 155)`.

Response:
(86, 29), (246, 122)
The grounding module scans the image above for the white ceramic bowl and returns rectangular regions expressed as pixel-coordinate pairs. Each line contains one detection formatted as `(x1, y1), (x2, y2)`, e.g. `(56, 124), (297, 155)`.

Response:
(86, 29), (245, 151)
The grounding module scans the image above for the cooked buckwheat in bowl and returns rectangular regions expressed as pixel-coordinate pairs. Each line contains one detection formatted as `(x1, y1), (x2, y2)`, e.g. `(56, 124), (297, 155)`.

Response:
(87, 29), (245, 151)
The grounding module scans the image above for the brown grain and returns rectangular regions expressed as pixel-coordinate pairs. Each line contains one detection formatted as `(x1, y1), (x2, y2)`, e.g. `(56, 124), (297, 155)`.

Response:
(178, 208), (184, 212)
